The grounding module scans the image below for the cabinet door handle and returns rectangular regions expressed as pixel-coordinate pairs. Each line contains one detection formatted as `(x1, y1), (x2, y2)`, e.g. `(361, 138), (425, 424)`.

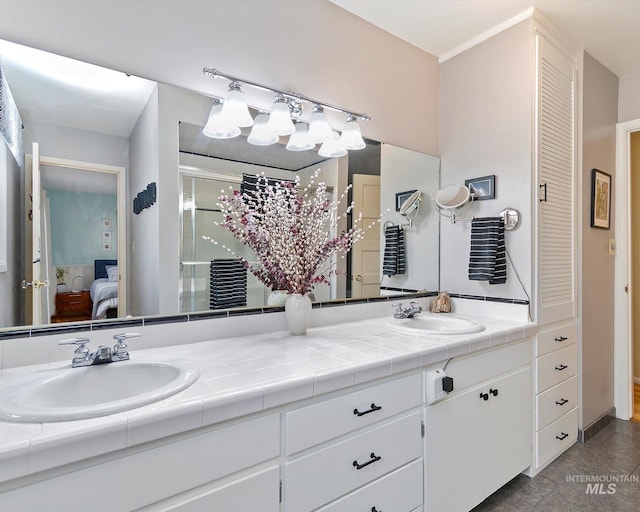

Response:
(480, 392), (489, 401)
(556, 432), (569, 441)
(353, 452), (381, 470)
(555, 364), (568, 371)
(556, 398), (569, 406)
(353, 403), (382, 417)
(555, 336), (568, 342)
(490, 388), (499, 397)
(539, 182), (548, 202)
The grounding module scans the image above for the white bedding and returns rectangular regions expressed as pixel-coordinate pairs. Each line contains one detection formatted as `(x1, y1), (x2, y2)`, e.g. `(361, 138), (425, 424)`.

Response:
(90, 278), (118, 319)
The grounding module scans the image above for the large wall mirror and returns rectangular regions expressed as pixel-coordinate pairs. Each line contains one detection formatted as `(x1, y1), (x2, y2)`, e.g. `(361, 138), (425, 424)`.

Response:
(0, 37), (440, 331)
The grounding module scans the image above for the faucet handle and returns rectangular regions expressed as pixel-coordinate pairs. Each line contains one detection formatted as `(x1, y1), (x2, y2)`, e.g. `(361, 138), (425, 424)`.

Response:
(112, 333), (140, 358)
(393, 303), (404, 313)
(58, 337), (91, 361)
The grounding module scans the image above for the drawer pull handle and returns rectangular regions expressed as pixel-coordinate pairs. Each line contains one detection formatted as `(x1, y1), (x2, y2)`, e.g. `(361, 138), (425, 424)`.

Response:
(490, 388), (498, 397)
(556, 432), (569, 441)
(556, 398), (569, 406)
(353, 452), (381, 470)
(555, 364), (568, 371)
(480, 392), (489, 401)
(555, 336), (568, 342)
(353, 403), (382, 416)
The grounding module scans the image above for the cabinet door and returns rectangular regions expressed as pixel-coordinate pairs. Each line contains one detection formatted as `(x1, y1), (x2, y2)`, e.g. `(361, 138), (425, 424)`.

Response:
(424, 387), (485, 512)
(535, 33), (576, 325)
(485, 367), (532, 495)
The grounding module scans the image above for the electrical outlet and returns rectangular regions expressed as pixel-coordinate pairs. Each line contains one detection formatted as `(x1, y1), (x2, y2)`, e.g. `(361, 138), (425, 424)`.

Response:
(426, 369), (453, 404)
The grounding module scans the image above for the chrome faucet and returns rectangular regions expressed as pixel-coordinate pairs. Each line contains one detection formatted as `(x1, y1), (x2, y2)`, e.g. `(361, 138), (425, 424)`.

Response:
(59, 333), (140, 368)
(393, 301), (423, 319)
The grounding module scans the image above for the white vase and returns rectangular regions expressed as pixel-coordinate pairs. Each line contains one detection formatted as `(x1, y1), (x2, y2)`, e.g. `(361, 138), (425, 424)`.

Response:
(285, 294), (312, 336)
(267, 290), (289, 307)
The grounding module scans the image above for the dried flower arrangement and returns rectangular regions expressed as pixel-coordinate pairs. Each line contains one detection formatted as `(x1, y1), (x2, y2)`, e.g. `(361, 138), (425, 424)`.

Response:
(209, 171), (378, 296)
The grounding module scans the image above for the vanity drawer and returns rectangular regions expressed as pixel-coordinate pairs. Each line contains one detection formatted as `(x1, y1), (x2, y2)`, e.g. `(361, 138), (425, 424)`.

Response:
(286, 373), (421, 455)
(147, 466), (280, 511)
(285, 411), (422, 512)
(536, 407), (577, 469)
(315, 459), (422, 512)
(535, 343), (577, 393)
(536, 375), (577, 430)
(536, 324), (577, 357)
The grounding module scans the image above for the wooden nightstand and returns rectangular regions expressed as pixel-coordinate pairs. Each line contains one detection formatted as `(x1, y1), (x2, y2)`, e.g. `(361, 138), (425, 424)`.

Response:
(51, 291), (93, 323)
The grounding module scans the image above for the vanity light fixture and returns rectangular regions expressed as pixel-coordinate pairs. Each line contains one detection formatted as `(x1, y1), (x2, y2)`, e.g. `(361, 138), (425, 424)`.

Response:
(247, 112), (279, 146)
(219, 81), (254, 128)
(202, 99), (241, 139)
(318, 131), (347, 158)
(266, 94), (296, 136)
(286, 122), (316, 151)
(202, 67), (370, 156)
(339, 114), (366, 150)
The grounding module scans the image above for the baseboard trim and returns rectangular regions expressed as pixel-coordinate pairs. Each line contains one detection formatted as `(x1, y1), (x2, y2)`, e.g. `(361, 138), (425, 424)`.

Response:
(578, 407), (616, 443)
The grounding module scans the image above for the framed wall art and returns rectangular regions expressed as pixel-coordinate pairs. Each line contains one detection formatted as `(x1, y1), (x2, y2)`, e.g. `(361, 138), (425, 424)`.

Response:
(590, 168), (611, 229)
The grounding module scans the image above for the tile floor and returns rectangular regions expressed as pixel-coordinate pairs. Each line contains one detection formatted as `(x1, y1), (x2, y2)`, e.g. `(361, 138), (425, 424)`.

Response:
(471, 419), (640, 511)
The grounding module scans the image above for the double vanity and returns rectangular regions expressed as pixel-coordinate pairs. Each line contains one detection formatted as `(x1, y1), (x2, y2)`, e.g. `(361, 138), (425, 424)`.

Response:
(0, 297), (577, 512)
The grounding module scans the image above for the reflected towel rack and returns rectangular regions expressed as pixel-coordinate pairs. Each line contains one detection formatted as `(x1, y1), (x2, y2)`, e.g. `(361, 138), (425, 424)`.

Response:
(447, 207), (521, 231)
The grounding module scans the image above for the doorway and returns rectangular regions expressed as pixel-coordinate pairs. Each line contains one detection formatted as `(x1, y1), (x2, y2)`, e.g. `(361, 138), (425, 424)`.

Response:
(24, 151), (126, 324)
(614, 120), (640, 421)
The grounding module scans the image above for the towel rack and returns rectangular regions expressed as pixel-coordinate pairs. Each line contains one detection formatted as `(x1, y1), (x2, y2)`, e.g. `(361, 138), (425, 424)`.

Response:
(445, 207), (521, 231)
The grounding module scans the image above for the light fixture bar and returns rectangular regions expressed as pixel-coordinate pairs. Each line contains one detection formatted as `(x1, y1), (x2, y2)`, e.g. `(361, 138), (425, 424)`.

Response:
(203, 67), (371, 121)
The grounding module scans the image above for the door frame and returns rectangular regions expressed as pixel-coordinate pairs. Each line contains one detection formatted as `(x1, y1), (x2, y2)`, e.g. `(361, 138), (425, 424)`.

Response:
(26, 154), (127, 319)
(613, 118), (640, 420)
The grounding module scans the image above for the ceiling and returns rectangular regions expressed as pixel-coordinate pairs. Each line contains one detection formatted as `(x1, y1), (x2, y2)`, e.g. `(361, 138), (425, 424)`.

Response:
(330, 0), (640, 78)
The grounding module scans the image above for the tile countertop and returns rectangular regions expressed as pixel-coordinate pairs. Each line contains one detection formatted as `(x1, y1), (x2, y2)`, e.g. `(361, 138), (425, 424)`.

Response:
(0, 313), (536, 485)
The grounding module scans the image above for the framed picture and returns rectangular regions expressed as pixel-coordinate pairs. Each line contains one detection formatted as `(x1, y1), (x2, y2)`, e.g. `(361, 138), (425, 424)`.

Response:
(465, 175), (496, 200)
(102, 231), (112, 240)
(395, 190), (417, 211)
(591, 168), (612, 229)
(102, 218), (112, 228)
(102, 242), (112, 251)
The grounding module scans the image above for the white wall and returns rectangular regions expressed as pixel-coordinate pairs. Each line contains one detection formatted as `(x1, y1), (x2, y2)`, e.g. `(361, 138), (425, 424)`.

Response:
(580, 52), (619, 428)
(618, 72), (640, 123)
(380, 144), (440, 292)
(439, 20), (533, 301)
(0, 0), (439, 157)
(129, 86), (160, 317)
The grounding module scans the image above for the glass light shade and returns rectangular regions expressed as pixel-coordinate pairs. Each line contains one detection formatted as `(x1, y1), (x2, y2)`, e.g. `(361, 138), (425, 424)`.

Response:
(339, 119), (366, 150)
(247, 113), (279, 146)
(318, 132), (347, 158)
(219, 87), (254, 128)
(286, 123), (315, 151)
(267, 98), (295, 136)
(203, 102), (241, 139)
(307, 110), (334, 143)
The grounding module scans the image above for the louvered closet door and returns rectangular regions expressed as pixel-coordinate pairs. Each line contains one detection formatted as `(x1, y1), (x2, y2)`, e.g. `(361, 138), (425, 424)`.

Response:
(535, 35), (576, 324)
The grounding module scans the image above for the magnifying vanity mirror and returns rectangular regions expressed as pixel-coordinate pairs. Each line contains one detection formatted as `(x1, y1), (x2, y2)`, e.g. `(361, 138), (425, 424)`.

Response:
(0, 36), (441, 331)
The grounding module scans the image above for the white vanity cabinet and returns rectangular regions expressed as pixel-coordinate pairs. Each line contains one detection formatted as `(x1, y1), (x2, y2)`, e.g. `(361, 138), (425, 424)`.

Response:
(0, 414), (281, 512)
(424, 340), (532, 512)
(529, 322), (578, 475)
(284, 374), (424, 512)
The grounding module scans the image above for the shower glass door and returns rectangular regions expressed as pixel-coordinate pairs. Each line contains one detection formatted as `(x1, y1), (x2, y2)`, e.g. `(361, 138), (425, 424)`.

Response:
(179, 172), (267, 313)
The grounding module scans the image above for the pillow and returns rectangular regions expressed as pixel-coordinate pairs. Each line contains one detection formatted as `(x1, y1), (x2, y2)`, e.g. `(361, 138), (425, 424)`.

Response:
(105, 265), (119, 282)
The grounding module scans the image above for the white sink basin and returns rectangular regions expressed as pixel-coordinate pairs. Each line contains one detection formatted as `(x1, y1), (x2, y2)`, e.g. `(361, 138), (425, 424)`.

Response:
(388, 314), (485, 335)
(0, 360), (200, 423)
